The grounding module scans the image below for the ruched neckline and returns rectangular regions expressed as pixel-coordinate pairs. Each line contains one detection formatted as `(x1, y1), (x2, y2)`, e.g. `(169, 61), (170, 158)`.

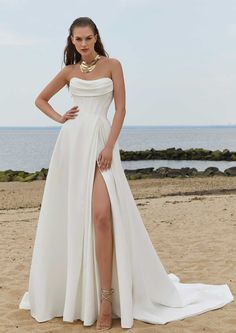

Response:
(69, 76), (114, 97)
(69, 76), (113, 84)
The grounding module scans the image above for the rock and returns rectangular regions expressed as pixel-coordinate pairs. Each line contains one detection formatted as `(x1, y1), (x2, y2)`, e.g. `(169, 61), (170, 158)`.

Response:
(36, 170), (46, 180)
(13, 175), (25, 182)
(22, 173), (39, 182)
(224, 167), (236, 176)
(133, 168), (154, 174)
(0, 174), (11, 182)
(126, 173), (143, 180)
(180, 167), (198, 176)
(203, 167), (220, 176)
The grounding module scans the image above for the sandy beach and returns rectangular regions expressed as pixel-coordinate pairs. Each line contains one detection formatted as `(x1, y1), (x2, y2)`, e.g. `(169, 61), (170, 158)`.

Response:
(0, 176), (235, 333)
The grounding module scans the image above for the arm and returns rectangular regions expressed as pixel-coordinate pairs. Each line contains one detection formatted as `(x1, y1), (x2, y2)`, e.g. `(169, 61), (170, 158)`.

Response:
(34, 66), (78, 123)
(97, 58), (126, 171)
(106, 58), (126, 149)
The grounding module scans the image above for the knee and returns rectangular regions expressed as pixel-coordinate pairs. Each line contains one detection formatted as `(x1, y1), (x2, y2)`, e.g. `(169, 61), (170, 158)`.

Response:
(93, 211), (112, 232)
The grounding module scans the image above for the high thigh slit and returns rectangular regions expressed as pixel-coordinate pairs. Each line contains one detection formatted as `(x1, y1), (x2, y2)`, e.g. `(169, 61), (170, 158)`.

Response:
(92, 160), (114, 275)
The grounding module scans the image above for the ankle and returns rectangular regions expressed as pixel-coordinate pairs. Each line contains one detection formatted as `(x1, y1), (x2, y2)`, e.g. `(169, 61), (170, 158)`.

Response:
(100, 287), (114, 304)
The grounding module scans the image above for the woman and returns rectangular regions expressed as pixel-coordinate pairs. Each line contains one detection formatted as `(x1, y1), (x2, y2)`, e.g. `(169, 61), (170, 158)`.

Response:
(19, 17), (234, 331)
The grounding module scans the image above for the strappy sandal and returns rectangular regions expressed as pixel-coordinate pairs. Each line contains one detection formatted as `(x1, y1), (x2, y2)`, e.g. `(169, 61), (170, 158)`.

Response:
(96, 287), (114, 331)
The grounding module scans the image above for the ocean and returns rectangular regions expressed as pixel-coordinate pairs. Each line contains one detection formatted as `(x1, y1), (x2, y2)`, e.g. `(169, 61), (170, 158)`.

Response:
(0, 125), (236, 173)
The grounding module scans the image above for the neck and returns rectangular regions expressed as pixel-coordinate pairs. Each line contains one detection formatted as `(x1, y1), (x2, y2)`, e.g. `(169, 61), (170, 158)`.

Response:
(81, 51), (97, 64)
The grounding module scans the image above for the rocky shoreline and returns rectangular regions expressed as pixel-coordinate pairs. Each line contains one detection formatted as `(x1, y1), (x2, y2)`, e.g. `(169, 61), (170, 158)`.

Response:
(120, 147), (236, 161)
(1, 165), (236, 182)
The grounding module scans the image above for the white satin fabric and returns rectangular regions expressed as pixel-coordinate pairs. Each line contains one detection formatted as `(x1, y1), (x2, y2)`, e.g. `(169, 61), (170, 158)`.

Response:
(19, 77), (234, 328)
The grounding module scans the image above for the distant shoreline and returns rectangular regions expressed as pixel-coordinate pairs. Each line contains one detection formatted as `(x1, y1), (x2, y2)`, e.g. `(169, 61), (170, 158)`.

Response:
(1, 124), (236, 129)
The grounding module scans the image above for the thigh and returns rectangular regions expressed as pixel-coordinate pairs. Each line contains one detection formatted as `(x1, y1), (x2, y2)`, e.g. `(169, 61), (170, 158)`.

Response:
(92, 163), (112, 221)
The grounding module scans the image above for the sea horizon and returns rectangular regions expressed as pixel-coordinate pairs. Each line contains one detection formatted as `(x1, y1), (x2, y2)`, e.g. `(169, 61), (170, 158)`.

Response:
(1, 124), (236, 129)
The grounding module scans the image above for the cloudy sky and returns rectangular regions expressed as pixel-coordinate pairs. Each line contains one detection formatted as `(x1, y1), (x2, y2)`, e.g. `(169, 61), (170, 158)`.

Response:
(1, 0), (236, 126)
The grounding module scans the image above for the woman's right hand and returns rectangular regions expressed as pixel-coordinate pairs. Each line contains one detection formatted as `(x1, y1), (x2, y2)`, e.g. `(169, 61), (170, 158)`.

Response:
(58, 105), (80, 124)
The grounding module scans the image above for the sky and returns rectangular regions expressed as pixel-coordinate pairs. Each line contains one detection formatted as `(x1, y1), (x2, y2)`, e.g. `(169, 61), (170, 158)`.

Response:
(1, 0), (236, 127)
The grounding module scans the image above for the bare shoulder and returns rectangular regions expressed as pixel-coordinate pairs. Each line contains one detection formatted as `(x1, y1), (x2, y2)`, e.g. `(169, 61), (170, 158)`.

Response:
(108, 58), (124, 82)
(52, 64), (73, 82)
(63, 64), (75, 78)
(103, 57), (123, 70)
(108, 57), (123, 68)
(64, 64), (74, 71)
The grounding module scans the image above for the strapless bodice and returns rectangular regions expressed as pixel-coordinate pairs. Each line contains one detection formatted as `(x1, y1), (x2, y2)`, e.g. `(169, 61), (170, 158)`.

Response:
(69, 77), (114, 119)
(69, 77), (113, 96)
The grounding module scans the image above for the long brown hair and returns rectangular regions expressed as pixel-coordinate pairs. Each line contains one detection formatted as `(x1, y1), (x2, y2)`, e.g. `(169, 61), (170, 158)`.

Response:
(62, 17), (109, 78)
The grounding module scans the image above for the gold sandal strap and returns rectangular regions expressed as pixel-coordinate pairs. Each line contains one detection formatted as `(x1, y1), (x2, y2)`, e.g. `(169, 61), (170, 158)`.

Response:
(101, 288), (114, 303)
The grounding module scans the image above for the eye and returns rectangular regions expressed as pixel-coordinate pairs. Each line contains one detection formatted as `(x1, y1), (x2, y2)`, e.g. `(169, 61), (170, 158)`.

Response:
(76, 37), (92, 41)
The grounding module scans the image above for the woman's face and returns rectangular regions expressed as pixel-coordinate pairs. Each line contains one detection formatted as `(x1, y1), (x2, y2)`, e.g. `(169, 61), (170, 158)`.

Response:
(71, 25), (97, 56)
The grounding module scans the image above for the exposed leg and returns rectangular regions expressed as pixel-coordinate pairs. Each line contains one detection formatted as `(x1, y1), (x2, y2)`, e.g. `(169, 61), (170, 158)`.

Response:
(92, 162), (114, 330)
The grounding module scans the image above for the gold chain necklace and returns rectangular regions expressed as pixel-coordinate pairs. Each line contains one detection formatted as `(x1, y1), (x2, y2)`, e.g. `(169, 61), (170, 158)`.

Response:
(80, 53), (101, 73)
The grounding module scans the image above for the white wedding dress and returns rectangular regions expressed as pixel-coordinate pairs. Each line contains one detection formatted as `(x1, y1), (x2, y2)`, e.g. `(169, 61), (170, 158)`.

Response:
(19, 77), (234, 328)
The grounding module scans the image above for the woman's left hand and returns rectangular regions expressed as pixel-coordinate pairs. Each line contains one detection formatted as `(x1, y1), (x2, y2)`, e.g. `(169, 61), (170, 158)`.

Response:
(97, 145), (113, 171)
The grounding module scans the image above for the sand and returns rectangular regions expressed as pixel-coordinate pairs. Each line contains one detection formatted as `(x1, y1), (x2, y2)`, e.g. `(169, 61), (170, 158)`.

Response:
(0, 176), (235, 333)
